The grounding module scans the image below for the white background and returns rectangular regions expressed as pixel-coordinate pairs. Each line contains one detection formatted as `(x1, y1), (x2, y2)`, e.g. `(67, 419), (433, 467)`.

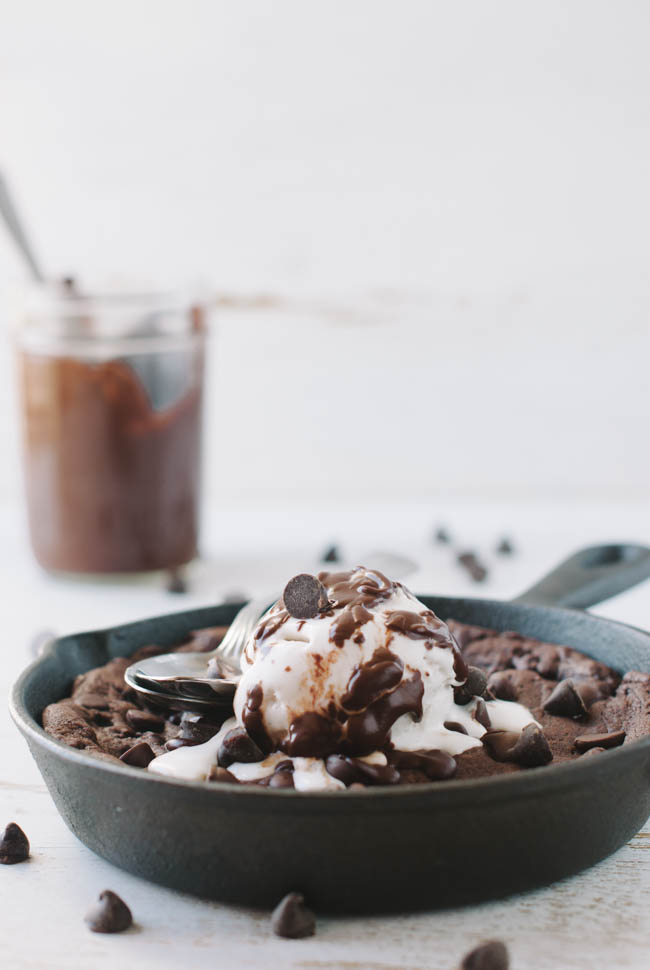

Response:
(1, 7), (650, 966)
(0, 0), (649, 510)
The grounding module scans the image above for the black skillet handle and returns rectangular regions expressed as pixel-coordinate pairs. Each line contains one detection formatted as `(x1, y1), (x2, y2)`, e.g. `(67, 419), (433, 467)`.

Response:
(513, 544), (650, 610)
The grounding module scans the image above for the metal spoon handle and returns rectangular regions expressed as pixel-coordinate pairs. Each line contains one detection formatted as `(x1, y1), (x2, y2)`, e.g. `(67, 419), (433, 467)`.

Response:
(0, 171), (44, 282)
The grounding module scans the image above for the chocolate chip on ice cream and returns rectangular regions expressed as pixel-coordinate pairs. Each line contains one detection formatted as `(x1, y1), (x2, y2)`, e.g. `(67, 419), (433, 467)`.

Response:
(282, 574), (330, 619)
(454, 666), (489, 705)
(85, 890), (133, 933)
(0, 823), (30, 865)
(217, 728), (265, 767)
(271, 892), (316, 939)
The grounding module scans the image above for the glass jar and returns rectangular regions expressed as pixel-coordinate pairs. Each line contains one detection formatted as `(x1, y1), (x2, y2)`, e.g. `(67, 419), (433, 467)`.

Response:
(17, 289), (206, 573)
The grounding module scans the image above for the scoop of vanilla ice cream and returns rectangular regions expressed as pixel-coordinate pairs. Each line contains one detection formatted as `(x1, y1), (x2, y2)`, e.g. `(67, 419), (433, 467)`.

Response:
(149, 567), (539, 788)
(233, 567), (485, 758)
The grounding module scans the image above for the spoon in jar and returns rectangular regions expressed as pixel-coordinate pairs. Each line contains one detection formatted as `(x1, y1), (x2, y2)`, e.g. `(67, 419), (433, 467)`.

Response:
(0, 170), (45, 282)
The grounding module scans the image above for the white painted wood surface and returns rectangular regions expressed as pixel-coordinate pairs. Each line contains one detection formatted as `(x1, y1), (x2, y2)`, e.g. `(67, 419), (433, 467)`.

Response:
(2, 499), (650, 969)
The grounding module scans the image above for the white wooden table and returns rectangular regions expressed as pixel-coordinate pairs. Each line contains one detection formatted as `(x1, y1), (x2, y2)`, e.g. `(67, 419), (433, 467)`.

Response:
(2, 499), (649, 969)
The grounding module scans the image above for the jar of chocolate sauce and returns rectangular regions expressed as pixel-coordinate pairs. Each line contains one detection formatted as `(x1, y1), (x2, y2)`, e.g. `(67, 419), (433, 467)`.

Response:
(17, 290), (206, 573)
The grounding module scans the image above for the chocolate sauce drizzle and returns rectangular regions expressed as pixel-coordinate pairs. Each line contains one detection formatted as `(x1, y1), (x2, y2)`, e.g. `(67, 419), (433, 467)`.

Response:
(241, 684), (273, 754)
(341, 647), (404, 713)
(321, 568), (393, 648)
(344, 671), (424, 755)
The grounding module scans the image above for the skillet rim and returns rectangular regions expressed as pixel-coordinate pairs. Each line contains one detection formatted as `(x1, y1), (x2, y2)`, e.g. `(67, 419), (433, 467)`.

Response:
(10, 595), (650, 807)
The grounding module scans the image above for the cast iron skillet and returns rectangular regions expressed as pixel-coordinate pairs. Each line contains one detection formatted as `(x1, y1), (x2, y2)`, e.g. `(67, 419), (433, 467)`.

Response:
(10, 544), (650, 913)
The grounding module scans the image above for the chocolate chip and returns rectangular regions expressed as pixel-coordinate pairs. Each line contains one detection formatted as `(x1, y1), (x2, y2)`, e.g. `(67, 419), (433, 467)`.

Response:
(581, 746), (606, 757)
(457, 551), (489, 583)
(217, 728), (264, 768)
(496, 537), (515, 556)
(164, 737), (204, 751)
(444, 720), (468, 735)
(434, 526), (451, 544)
(461, 939), (510, 970)
(543, 679), (588, 718)
(267, 764), (295, 789)
(482, 730), (521, 762)
(166, 568), (187, 594)
(119, 741), (155, 768)
(574, 730), (625, 753)
(473, 697), (491, 729)
(326, 754), (401, 786)
(270, 892), (316, 939)
(386, 749), (457, 781)
(487, 671), (518, 702)
(85, 890), (133, 933)
(0, 823), (30, 865)
(454, 666), (489, 705)
(177, 712), (221, 743)
(321, 544), (340, 563)
(125, 709), (165, 733)
(509, 724), (553, 767)
(207, 766), (239, 783)
(282, 574), (329, 619)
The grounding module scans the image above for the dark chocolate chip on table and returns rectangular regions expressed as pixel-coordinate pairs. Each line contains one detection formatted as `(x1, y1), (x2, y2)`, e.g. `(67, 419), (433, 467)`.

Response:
(496, 537), (515, 556)
(457, 551), (488, 583)
(574, 730), (625, 753)
(282, 574), (330, 619)
(218, 728), (264, 768)
(454, 666), (488, 705)
(321, 544), (340, 563)
(271, 892), (316, 939)
(434, 526), (451, 544)
(0, 822), (30, 865)
(461, 939), (510, 970)
(543, 678), (588, 718)
(509, 724), (553, 767)
(85, 890), (133, 933)
(125, 708), (165, 733)
(120, 741), (156, 768)
(166, 568), (187, 594)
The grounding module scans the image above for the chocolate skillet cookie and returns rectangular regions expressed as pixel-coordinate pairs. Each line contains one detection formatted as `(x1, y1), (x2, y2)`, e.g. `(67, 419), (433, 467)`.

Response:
(41, 628), (229, 765)
(447, 621), (650, 780)
(41, 620), (650, 786)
